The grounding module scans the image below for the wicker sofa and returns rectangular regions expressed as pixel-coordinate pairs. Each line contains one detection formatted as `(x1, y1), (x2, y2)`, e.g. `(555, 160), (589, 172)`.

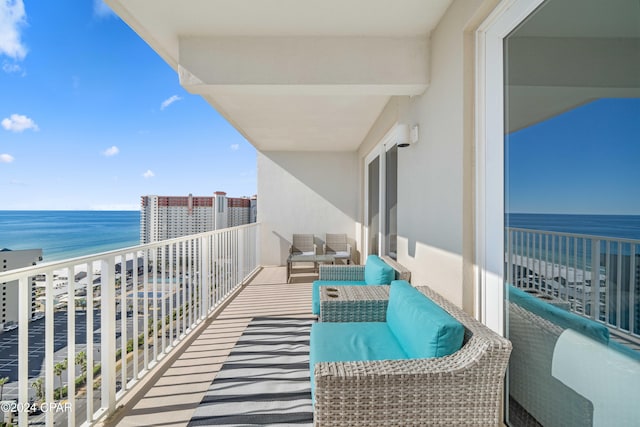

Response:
(311, 281), (512, 426)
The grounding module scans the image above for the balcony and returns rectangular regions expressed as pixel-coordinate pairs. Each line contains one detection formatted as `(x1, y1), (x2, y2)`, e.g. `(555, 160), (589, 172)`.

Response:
(506, 227), (640, 350)
(0, 223), (266, 426)
(2, 223), (640, 426)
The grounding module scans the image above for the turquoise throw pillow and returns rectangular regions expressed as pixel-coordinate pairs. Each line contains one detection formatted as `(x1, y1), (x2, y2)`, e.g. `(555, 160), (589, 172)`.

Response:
(364, 255), (395, 285)
(386, 280), (464, 358)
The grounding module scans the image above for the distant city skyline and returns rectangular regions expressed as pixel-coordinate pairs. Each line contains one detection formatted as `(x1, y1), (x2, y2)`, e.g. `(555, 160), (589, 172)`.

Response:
(0, 1), (256, 210)
(506, 98), (640, 215)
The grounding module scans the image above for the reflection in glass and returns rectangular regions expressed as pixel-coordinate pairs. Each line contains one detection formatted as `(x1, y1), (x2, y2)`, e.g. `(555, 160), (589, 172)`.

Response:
(504, 0), (640, 425)
(368, 157), (380, 255)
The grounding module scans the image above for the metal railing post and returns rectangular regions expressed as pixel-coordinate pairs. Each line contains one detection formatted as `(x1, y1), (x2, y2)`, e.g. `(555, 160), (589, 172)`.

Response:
(0, 223), (260, 426)
(17, 277), (29, 427)
(591, 239), (601, 320)
(101, 258), (116, 415)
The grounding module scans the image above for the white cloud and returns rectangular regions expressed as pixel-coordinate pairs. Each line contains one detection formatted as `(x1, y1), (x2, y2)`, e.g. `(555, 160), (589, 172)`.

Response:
(0, 0), (28, 60)
(230, 143), (240, 151)
(143, 169), (155, 179)
(160, 95), (182, 110)
(102, 145), (119, 157)
(93, 0), (115, 18)
(2, 61), (21, 73)
(1, 113), (38, 132)
(0, 153), (15, 163)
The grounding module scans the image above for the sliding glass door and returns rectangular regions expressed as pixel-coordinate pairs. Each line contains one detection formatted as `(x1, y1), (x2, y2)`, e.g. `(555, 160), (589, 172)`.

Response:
(503, 1), (640, 425)
(367, 156), (380, 256)
(365, 126), (399, 260)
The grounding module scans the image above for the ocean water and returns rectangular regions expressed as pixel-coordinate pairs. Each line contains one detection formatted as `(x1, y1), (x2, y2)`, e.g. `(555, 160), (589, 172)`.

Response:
(2, 211), (639, 264)
(0, 211), (140, 262)
(507, 213), (640, 240)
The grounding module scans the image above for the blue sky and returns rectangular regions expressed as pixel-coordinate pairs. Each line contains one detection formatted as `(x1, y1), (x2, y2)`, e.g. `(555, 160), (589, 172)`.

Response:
(506, 98), (640, 215)
(0, 0), (256, 210)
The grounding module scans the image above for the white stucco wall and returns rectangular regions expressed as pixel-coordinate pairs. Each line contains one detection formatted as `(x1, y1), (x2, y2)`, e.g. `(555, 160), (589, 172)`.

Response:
(257, 151), (359, 266)
(254, 0), (495, 310)
(358, 0), (487, 310)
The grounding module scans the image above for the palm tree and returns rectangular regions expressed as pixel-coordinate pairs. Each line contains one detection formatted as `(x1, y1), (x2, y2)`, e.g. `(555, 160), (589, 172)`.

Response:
(0, 376), (8, 400)
(32, 377), (44, 402)
(54, 359), (67, 391)
(75, 351), (87, 374)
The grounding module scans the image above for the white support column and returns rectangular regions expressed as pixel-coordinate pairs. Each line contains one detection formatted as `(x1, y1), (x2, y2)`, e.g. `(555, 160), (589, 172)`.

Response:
(201, 236), (210, 316)
(143, 251), (150, 371)
(169, 244), (174, 346)
(17, 276), (29, 427)
(591, 239), (601, 320)
(66, 266), (76, 426)
(45, 271), (54, 426)
(181, 242), (187, 336)
(255, 224), (261, 268)
(86, 265), (95, 422)
(100, 258), (116, 414)
(120, 257), (128, 388)
(238, 228), (245, 284)
(161, 246), (166, 353)
(152, 249), (158, 360)
(132, 254), (139, 380)
(475, 0), (544, 334)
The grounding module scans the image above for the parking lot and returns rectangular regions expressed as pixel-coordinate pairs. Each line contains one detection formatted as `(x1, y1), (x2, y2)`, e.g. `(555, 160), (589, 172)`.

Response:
(0, 310), (145, 402)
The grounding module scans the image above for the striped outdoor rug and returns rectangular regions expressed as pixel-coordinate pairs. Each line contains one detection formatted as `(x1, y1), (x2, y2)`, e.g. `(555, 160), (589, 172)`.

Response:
(188, 317), (314, 426)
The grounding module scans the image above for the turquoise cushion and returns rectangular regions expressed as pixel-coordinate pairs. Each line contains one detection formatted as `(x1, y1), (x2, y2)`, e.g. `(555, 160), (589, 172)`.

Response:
(508, 285), (610, 343)
(386, 280), (465, 358)
(310, 322), (407, 397)
(311, 280), (367, 315)
(364, 255), (395, 285)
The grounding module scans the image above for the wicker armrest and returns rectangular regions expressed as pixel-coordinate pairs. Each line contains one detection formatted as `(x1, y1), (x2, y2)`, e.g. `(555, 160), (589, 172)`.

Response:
(314, 338), (510, 426)
(313, 284), (512, 426)
(318, 264), (365, 281)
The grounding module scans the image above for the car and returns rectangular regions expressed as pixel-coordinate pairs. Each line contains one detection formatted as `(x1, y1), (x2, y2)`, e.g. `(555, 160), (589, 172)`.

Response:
(3, 321), (17, 332)
(28, 401), (42, 415)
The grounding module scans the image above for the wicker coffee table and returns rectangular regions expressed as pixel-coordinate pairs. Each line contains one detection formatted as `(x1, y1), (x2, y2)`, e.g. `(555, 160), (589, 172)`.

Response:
(319, 285), (389, 322)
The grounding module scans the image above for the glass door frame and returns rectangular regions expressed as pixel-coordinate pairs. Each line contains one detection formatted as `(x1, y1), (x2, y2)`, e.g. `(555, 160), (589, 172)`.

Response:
(475, 0), (544, 334)
(364, 123), (402, 259)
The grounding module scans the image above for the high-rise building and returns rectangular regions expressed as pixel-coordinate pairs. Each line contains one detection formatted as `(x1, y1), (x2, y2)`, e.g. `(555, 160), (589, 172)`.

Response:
(1, 248), (43, 328)
(140, 192), (257, 244)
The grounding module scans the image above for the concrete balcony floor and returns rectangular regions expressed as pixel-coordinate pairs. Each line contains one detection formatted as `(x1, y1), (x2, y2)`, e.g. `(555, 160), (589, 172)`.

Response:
(110, 266), (315, 427)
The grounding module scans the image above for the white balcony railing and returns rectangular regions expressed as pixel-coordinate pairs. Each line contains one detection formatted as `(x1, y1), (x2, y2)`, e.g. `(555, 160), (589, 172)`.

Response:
(506, 227), (640, 343)
(0, 223), (260, 426)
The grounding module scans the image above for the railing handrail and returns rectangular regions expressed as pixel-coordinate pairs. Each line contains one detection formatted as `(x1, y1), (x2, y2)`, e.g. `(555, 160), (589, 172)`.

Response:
(506, 225), (640, 344)
(0, 222), (261, 282)
(3, 221), (261, 426)
(507, 226), (640, 245)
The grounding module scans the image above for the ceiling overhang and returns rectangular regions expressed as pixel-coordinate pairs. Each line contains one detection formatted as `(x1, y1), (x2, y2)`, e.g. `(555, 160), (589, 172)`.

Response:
(506, 0), (640, 133)
(105, 0), (453, 151)
(178, 36), (429, 96)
